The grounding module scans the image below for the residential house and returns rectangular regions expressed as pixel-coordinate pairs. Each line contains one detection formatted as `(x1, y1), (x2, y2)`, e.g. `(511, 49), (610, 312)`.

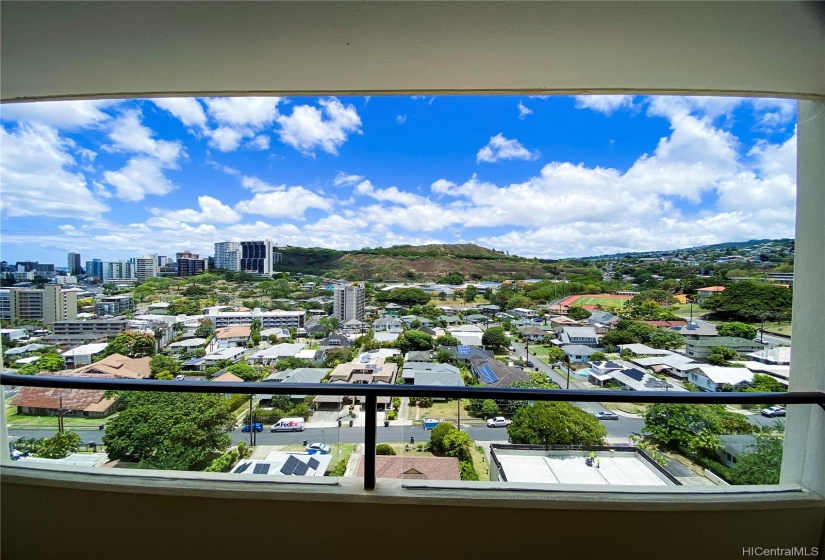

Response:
(617, 344), (672, 357)
(556, 326), (601, 348)
(402, 361), (461, 384)
(562, 344), (599, 364)
(550, 316), (581, 331)
(630, 354), (697, 378)
(696, 286), (726, 303)
(356, 456), (461, 481)
(405, 350), (431, 362)
(687, 365), (755, 392)
(167, 338), (207, 354)
(382, 303), (404, 316)
(641, 320), (688, 328)
(247, 343), (307, 365)
(212, 371), (244, 383)
(318, 334), (352, 347)
(670, 320), (719, 340)
(478, 304), (501, 316)
(747, 346), (791, 365)
(518, 326), (547, 342)
(200, 347), (246, 369)
(319, 351), (398, 411)
(438, 345), (494, 364)
(61, 343), (108, 368)
(341, 319), (368, 333)
(438, 315), (461, 325)
(215, 325), (251, 348)
(262, 367), (328, 402)
(470, 357), (530, 388)
(11, 371), (119, 418)
(374, 332), (400, 343)
(373, 316), (403, 331)
(588, 361), (684, 392)
(684, 337), (765, 360)
(73, 353), (151, 379)
(717, 435), (758, 468)
(511, 307), (537, 319)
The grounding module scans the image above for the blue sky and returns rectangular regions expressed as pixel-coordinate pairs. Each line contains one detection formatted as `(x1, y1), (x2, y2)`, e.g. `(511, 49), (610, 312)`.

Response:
(0, 94), (796, 265)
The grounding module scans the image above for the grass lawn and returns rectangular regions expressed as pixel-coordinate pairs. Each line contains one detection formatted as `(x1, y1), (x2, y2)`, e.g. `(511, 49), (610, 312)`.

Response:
(566, 295), (628, 308)
(385, 443), (436, 457)
(470, 445), (491, 481)
(5, 404), (115, 428)
(419, 400), (463, 421)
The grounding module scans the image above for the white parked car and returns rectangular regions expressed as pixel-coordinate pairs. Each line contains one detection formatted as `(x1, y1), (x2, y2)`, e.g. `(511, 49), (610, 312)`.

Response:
(760, 406), (786, 418)
(306, 443), (331, 454)
(486, 416), (512, 428)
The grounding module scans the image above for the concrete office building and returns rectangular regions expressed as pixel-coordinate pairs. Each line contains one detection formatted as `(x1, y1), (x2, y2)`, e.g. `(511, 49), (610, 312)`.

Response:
(1, 285), (77, 325)
(67, 252), (82, 275)
(102, 260), (136, 281)
(176, 251), (207, 277)
(240, 239), (273, 276)
(85, 259), (103, 280)
(214, 241), (242, 271)
(135, 256), (157, 284)
(333, 283), (365, 322)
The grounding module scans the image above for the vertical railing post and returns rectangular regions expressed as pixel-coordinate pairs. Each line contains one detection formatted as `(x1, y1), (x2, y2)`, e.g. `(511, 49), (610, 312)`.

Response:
(364, 394), (377, 490)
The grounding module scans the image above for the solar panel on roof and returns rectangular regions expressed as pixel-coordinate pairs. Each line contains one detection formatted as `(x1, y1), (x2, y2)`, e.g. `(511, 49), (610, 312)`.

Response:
(457, 345), (470, 355)
(253, 463), (270, 475)
(686, 324), (698, 330)
(280, 455), (300, 475)
(621, 368), (646, 382)
(293, 460), (309, 476)
(234, 461), (251, 473)
(477, 363), (499, 384)
(307, 457), (320, 470)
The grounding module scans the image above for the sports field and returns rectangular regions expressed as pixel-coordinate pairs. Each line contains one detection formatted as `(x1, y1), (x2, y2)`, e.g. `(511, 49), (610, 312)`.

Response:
(561, 294), (630, 309)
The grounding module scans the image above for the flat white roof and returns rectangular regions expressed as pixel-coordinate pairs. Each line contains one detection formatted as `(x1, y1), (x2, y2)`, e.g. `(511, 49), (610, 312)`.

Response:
(62, 343), (108, 357)
(497, 453), (669, 486)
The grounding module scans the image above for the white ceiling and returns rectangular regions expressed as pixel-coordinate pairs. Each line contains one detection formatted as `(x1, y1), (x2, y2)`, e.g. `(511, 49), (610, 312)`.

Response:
(1, 1), (823, 102)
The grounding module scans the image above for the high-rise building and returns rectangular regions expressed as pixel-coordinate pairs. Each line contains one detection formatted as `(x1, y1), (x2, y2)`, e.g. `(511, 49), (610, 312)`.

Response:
(85, 259), (103, 280)
(102, 261), (136, 280)
(2, 285), (77, 325)
(214, 241), (242, 271)
(240, 239), (273, 276)
(135, 256), (157, 284)
(176, 251), (207, 277)
(157, 255), (170, 267)
(67, 252), (82, 275)
(333, 283), (365, 322)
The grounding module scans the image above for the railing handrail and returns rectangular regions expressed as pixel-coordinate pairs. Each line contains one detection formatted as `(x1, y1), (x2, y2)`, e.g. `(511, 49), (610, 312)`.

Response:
(4, 372), (822, 490)
(2, 373), (824, 406)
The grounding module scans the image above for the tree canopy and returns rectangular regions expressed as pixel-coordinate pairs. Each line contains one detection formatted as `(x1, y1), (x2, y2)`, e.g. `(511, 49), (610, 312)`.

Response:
(481, 326), (509, 349)
(103, 391), (235, 470)
(717, 322), (758, 340)
(104, 330), (157, 358)
(703, 280), (792, 321)
(506, 402), (607, 446)
(728, 430), (783, 485)
(376, 287), (431, 306)
(566, 306), (591, 320)
(642, 403), (723, 450)
(397, 330), (434, 352)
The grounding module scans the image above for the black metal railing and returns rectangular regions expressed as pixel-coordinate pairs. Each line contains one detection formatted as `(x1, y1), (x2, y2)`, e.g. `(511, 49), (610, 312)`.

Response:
(3, 373), (824, 489)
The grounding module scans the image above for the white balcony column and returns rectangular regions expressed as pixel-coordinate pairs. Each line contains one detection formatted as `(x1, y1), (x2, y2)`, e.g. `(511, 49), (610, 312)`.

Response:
(781, 99), (825, 495)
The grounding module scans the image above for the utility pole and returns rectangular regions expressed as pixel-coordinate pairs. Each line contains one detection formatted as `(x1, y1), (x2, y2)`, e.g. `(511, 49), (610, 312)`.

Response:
(58, 396), (64, 434)
(248, 395), (253, 447)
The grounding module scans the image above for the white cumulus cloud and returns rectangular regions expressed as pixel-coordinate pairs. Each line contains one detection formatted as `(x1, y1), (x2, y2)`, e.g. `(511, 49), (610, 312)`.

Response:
(0, 100), (117, 130)
(518, 101), (533, 120)
(276, 98), (362, 155)
(0, 123), (109, 219)
(148, 195), (241, 225)
(574, 95), (634, 115)
(235, 187), (333, 218)
(477, 134), (540, 163)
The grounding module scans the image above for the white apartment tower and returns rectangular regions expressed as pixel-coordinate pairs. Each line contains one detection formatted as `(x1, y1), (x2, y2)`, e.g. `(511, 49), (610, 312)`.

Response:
(214, 241), (242, 271)
(102, 261), (136, 280)
(333, 283), (366, 322)
(135, 256), (157, 284)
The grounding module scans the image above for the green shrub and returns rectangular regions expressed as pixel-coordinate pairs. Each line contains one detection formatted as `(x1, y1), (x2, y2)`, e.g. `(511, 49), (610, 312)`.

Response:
(204, 449), (240, 473)
(391, 397), (401, 409)
(409, 397), (433, 408)
(376, 443), (396, 456)
(459, 460), (479, 481)
(387, 411), (397, 420)
(289, 403), (309, 419)
(329, 458), (348, 476)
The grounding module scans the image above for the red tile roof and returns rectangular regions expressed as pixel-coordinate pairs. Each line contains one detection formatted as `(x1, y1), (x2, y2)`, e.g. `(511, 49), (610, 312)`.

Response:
(355, 455), (461, 480)
(11, 371), (117, 412)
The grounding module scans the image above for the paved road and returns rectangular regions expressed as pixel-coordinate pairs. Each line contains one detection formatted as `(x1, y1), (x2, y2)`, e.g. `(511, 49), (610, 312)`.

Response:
(9, 416), (646, 446)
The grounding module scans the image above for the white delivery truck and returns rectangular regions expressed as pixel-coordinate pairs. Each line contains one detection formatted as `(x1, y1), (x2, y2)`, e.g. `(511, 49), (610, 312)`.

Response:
(270, 417), (306, 432)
